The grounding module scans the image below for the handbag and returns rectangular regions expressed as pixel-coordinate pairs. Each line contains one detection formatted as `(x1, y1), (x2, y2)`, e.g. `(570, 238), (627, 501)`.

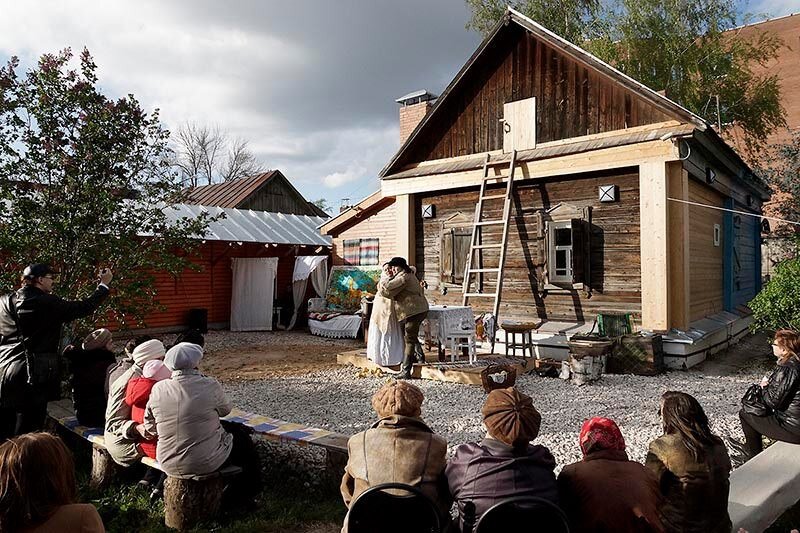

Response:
(742, 383), (770, 417)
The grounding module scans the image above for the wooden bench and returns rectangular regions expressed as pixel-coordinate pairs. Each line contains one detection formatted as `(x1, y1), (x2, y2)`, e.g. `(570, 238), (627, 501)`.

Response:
(728, 441), (800, 532)
(47, 399), (351, 530)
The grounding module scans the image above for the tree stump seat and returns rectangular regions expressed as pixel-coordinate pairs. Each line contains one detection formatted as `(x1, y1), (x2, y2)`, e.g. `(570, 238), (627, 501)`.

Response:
(163, 465), (243, 530)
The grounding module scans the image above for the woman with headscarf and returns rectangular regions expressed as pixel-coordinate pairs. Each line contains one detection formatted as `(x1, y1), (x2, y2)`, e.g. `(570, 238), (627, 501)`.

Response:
(646, 391), (731, 533)
(558, 417), (663, 532)
(340, 380), (449, 531)
(66, 328), (116, 427)
(366, 263), (404, 367)
(445, 387), (559, 533)
(143, 343), (260, 504)
(104, 338), (166, 466)
(379, 257), (429, 379)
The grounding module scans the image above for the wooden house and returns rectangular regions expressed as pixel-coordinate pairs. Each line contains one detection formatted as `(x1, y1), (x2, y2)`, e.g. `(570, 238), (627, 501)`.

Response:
(187, 170), (329, 217)
(332, 8), (769, 368)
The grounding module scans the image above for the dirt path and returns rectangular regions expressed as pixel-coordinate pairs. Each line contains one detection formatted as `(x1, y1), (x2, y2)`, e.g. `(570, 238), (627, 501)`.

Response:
(198, 330), (359, 381)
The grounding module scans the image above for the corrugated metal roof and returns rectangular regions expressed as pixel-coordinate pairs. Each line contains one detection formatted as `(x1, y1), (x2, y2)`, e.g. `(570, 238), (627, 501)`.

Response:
(186, 171), (278, 207)
(163, 204), (332, 246)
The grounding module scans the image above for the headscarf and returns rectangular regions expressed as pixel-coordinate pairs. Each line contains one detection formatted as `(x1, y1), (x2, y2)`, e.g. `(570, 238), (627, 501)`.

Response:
(481, 387), (541, 448)
(164, 342), (204, 371)
(579, 417), (626, 456)
(371, 380), (424, 418)
(82, 328), (112, 351)
(131, 339), (166, 366)
(143, 360), (172, 381)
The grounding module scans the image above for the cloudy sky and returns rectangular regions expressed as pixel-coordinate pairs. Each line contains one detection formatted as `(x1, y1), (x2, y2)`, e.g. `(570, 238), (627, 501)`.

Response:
(0, 0), (795, 213)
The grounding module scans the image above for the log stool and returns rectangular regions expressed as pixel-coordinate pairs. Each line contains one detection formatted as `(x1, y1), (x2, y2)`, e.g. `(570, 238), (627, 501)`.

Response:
(501, 321), (537, 358)
(164, 465), (243, 530)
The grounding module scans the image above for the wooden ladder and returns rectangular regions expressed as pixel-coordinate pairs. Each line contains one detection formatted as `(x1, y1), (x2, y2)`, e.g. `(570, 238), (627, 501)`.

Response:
(462, 150), (517, 352)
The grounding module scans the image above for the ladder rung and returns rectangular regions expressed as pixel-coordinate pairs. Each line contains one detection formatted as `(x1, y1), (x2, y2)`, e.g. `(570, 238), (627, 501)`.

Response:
(475, 220), (505, 226)
(472, 244), (503, 249)
(480, 194), (507, 200)
(469, 268), (500, 273)
(464, 293), (495, 298)
(483, 174), (507, 180)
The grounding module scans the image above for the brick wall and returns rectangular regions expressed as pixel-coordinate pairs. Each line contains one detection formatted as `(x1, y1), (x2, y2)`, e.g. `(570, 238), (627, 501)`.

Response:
(399, 102), (433, 144)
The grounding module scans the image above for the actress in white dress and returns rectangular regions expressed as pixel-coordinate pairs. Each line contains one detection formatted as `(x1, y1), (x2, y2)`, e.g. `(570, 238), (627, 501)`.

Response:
(366, 267), (404, 366)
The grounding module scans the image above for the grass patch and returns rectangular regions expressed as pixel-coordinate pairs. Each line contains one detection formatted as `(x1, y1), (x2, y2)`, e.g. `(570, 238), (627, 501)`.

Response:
(71, 438), (345, 532)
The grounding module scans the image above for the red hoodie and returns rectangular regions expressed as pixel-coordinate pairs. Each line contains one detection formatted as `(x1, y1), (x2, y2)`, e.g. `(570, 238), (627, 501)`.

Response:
(124, 376), (158, 459)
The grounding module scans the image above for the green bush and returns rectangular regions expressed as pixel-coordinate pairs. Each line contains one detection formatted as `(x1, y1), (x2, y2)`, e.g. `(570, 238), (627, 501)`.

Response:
(750, 257), (800, 332)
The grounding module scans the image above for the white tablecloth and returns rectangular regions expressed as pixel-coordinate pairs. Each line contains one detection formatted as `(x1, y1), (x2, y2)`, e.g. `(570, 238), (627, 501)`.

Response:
(309, 315), (362, 338)
(424, 305), (475, 345)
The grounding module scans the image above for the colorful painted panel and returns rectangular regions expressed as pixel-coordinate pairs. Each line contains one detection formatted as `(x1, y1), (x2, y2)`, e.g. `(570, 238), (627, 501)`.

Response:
(325, 266), (382, 311)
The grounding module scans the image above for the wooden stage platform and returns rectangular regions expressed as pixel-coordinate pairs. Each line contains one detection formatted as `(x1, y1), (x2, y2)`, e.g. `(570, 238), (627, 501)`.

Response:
(336, 349), (539, 386)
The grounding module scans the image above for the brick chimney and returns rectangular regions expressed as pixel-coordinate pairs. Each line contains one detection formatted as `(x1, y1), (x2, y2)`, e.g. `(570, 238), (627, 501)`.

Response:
(396, 90), (437, 145)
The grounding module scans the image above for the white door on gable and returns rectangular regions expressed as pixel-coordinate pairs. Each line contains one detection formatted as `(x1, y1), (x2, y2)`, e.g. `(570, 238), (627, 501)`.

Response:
(503, 97), (537, 152)
(230, 257), (279, 331)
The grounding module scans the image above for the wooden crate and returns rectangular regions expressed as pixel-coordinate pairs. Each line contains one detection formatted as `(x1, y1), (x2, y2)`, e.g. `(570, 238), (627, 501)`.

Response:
(607, 334), (663, 376)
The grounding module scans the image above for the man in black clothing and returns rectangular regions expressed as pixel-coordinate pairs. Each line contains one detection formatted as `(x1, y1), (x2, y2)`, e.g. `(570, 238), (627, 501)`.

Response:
(0, 264), (112, 439)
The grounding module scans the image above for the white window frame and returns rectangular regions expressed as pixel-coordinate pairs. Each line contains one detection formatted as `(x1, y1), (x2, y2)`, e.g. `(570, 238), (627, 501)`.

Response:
(548, 220), (573, 283)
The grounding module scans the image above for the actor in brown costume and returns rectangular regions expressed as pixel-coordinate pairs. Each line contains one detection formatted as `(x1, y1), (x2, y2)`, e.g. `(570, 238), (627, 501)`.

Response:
(558, 417), (663, 532)
(446, 387), (559, 533)
(646, 391), (732, 533)
(340, 380), (449, 532)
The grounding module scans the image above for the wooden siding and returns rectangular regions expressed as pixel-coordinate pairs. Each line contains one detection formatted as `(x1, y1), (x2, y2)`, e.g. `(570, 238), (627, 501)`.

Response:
(414, 169), (641, 323)
(397, 24), (673, 169)
(729, 201), (759, 308)
(688, 180), (725, 321)
(238, 174), (320, 215)
(123, 242), (327, 330)
(331, 201), (398, 266)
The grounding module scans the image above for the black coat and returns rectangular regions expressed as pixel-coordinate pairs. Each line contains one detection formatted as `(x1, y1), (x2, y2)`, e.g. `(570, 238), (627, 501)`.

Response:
(0, 284), (109, 406)
(763, 358), (800, 431)
(66, 346), (116, 427)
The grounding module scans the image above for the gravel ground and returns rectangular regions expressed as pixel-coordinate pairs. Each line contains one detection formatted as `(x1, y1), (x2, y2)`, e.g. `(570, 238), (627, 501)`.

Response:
(225, 334), (774, 472)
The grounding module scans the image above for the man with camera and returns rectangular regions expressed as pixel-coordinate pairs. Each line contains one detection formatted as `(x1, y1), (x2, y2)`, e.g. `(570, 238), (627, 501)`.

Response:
(0, 264), (112, 439)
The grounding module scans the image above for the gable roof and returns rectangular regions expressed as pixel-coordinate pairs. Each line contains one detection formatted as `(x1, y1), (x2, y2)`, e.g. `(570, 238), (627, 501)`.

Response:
(187, 171), (279, 207)
(319, 190), (396, 235)
(380, 7), (708, 178)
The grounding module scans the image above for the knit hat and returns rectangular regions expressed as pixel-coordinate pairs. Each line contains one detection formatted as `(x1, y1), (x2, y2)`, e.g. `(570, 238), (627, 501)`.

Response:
(82, 328), (112, 351)
(579, 417), (625, 457)
(165, 342), (204, 371)
(143, 360), (172, 382)
(371, 380), (424, 418)
(131, 339), (166, 366)
(481, 387), (542, 448)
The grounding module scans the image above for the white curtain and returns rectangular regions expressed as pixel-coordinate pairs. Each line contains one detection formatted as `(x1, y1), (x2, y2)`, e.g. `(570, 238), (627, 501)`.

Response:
(288, 256), (328, 330)
(230, 257), (279, 332)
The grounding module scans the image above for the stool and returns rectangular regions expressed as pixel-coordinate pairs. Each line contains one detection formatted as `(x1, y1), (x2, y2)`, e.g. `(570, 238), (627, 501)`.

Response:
(445, 331), (477, 364)
(501, 322), (537, 358)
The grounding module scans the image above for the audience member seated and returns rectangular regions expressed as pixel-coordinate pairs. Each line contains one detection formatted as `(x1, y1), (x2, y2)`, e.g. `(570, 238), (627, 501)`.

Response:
(446, 387), (559, 533)
(143, 343), (261, 504)
(125, 360), (172, 460)
(0, 432), (104, 533)
(171, 328), (205, 349)
(558, 417), (663, 532)
(340, 380), (449, 530)
(737, 329), (800, 459)
(646, 391), (732, 533)
(104, 339), (165, 467)
(66, 328), (116, 427)
(104, 334), (152, 398)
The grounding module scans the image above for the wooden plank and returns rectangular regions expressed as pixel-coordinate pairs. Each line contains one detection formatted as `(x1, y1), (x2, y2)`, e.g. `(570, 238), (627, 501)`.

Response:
(667, 164), (690, 329)
(639, 160), (670, 331)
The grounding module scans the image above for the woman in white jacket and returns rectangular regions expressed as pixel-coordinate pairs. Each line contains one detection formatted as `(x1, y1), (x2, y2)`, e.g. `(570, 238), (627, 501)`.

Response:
(366, 264), (404, 366)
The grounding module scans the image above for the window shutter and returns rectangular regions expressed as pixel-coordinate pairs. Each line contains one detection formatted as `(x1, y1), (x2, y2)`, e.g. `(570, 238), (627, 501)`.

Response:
(570, 218), (590, 285)
(440, 229), (454, 283)
(453, 228), (472, 284)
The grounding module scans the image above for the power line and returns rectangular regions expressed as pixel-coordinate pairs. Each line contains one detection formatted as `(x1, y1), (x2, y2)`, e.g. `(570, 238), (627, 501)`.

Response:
(667, 197), (800, 227)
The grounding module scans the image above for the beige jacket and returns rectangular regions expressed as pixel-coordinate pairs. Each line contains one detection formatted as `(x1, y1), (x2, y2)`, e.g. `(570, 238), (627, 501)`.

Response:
(340, 415), (450, 531)
(25, 504), (105, 533)
(378, 270), (428, 322)
(104, 365), (144, 466)
(143, 369), (233, 478)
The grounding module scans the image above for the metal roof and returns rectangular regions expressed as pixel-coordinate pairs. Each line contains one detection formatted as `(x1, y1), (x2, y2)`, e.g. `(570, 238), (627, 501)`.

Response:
(396, 90), (438, 105)
(163, 204), (332, 246)
(186, 171), (279, 208)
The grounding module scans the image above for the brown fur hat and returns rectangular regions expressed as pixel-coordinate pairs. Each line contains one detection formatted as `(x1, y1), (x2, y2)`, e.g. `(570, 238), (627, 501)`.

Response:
(481, 387), (542, 448)
(371, 380), (424, 418)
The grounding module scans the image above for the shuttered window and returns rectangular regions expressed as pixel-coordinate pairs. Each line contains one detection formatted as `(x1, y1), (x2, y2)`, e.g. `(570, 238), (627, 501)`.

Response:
(440, 227), (472, 284)
(546, 218), (589, 286)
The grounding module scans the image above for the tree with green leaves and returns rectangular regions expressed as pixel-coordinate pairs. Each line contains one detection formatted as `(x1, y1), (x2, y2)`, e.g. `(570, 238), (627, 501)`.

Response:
(465, 0), (785, 157)
(0, 49), (213, 330)
(756, 132), (800, 235)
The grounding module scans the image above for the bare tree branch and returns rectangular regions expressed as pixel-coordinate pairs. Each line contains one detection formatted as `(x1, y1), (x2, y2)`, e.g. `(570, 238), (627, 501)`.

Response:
(173, 123), (265, 185)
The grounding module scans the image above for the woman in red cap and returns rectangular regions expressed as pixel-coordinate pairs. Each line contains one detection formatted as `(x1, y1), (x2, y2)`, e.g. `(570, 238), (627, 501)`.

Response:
(558, 417), (663, 532)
